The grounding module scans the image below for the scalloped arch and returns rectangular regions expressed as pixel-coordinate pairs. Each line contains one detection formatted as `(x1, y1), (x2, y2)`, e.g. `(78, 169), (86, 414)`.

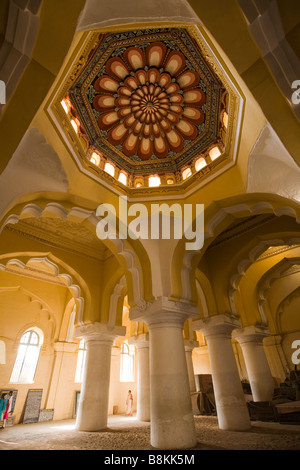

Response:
(171, 195), (300, 307)
(0, 254), (86, 324)
(257, 256), (300, 331)
(228, 238), (300, 317)
(275, 285), (300, 333)
(0, 201), (154, 310)
(0, 285), (56, 343)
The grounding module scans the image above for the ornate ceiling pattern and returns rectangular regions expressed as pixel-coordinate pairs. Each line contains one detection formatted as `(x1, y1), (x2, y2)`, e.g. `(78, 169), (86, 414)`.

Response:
(69, 27), (224, 176)
(50, 25), (241, 193)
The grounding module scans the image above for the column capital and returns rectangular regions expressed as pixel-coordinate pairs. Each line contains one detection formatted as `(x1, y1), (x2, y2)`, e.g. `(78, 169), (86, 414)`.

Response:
(75, 322), (126, 343)
(232, 325), (271, 345)
(192, 314), (241, 339)
(128, 333), (149, 348)
(184, 339), (199, 351)
(130, 296), (200, 329)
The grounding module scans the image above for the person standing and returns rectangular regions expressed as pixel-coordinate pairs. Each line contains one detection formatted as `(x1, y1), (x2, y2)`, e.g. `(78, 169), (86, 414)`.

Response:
(0, 393), (7, 428)
(125, 390), (133, 416)
(2, 391), (13, 428)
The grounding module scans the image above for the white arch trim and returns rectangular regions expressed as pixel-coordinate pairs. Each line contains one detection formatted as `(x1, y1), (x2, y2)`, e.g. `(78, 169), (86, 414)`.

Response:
(180, 200), (300, 302)
(276, 286), (300, 333)
(0, 202), (146, 310)
(0, 256), (85, 324)
(229, 239), (300, 317)
(108, 275), (127, 329)
(257, 257), (300, 328)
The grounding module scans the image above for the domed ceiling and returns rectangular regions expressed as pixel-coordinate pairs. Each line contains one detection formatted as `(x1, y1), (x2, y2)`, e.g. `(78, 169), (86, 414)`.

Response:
(49, 25), (242, 193)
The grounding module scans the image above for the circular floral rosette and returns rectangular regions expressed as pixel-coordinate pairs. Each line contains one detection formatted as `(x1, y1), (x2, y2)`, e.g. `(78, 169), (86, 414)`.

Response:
(93, 41), (206, 160)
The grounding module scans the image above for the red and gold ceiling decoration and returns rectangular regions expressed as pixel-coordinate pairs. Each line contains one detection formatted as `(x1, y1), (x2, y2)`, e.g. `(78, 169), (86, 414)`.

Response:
(51, 25), (240, 192)
(92, 40), (206, 161)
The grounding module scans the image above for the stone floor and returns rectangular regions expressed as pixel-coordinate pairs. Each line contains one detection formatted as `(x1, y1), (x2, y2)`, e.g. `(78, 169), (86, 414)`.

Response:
(0, 414), (300, 451)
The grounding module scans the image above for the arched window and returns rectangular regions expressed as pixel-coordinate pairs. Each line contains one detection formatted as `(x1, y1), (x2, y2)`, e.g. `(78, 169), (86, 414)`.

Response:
(104, 162), (115, 177)
(118, 172), (127, 186)
(75, 339), (87, 383)
(10, 330), (42, 383)
(148, 175), (161, 187)
(120, 342), (135, 382)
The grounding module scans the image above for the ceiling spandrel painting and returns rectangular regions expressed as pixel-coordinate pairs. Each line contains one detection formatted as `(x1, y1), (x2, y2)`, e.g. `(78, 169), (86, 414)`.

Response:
(50, 25), (242, 193)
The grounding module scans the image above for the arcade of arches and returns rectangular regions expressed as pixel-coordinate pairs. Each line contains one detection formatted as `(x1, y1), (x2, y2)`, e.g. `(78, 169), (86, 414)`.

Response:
(0, 0), (300, 450)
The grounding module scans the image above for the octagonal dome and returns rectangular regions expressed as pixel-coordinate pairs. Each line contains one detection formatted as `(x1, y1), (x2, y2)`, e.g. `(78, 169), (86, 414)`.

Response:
(50, 25), (242, 194)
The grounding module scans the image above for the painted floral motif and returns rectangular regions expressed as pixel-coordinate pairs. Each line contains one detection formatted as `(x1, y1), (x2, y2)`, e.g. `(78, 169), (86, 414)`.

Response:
(93, 42), (206, 160)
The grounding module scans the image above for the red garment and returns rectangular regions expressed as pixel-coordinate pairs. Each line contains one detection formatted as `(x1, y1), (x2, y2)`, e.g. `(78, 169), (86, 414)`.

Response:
(3, 397), (12, 420)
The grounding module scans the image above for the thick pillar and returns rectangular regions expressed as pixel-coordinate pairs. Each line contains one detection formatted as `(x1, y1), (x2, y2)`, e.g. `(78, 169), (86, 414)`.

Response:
(75, 323), (125, 431)
(128, 333), (150, 421)
(131, 298), (198, 449)
(232, 326), (275, 401)
(46, 342), (78, 415)
(193, 315), (251, 431)
(109, 346), (121, 415)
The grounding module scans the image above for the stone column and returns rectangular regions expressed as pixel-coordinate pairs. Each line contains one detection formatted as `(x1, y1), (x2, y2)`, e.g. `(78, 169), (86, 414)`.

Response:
(232, 326), (275, 402)
(131, 297), (198, 449)
(184, 339), (199, 414)
(109, 346), (121, 415)
(184, 339), (198, 392)
(193, 315), (251, 431)
(75, 323), (125, 431)
(46, 342), (78, 413)
(128, 333), (150, 421)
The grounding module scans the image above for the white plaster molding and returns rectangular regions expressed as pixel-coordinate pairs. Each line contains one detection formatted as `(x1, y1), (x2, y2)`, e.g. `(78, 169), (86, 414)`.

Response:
(0, 0), (42, 116)
(195, 278), (209, 318)
(238, 0), (300, 118)
(75, 322), (126, 342)
(76, 0), (201, 32)
(232, 325), (271, 344)
(0, 255), (85, 324)
(180, 198), (300, 304)
(130, 295), (200, 328)
(108, 275), (127, 329)
(0, 285), (56, 342)
(247, 124), (300, 201)
(228, 238), (300, 317)
(193, 313), (242, 339)
(0, 201), (145, 309)
(0, 128), (68, 218)
(275, 286), (300, 333)
(257, 257), (300, 329)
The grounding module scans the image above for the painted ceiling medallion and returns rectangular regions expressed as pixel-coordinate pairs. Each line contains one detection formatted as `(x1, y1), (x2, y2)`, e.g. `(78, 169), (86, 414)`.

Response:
(93, 42), (206, 160)
(67, 27), (228, 180)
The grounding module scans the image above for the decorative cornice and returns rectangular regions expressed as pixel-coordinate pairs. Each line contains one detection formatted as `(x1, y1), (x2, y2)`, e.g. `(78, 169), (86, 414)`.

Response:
(75, 322), (126, 342)
(130, 296), (200, 328)
(232, 325), (271, 345)
(192, 313), (241, 339)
